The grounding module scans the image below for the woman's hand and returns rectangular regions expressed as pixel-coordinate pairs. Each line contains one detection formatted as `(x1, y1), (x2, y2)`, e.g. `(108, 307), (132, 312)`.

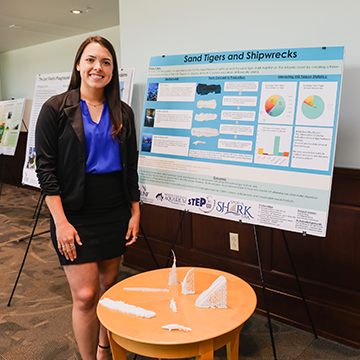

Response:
(56, 220), (82, 261)
(125, 201), (140, 246)
(45, 195), (82, 262)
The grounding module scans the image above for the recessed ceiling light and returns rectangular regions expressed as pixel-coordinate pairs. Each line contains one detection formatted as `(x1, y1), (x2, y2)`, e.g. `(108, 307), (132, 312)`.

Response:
(9, 24), (23, 29)
(71, 9), (83, 14)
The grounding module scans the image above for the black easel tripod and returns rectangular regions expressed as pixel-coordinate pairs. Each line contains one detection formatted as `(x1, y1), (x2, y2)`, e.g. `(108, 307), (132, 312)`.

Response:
(252, 224), (318, 360)
(7, 195), (46, 306)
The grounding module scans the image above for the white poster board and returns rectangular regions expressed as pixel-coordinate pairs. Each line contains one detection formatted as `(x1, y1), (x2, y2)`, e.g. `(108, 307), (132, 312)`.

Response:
(0, 99), (26, 156)
(138, 46), (345, 237)
(22, 69), (135, 188)
(22, 73), (71, 188)
(119, 68), (135, 105)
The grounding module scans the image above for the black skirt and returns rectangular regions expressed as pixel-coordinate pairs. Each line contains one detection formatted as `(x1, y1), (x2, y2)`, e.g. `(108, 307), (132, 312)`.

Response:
(50, 171), (131, 265)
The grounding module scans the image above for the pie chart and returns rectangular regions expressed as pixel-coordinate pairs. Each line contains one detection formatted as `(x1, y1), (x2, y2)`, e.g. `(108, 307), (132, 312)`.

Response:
(302, 95), (325, 119)
(265, 94), (286, 117)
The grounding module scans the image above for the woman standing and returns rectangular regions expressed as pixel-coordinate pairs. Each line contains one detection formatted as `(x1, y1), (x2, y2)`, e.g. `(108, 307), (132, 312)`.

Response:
(35, 36), (140, 360)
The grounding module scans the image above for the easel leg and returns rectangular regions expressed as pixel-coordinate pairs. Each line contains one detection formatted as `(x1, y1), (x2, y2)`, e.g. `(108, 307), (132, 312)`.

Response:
(32, 192), (42, 219)
(7, 195), (45, 306)
(165, 209), (188, 267)
(18, 230), (50, 243)
(281, 230), (318, 339)
(253, 225), (277, 360)
(20, 193), (49, 242)
(139, 223), (159, 269)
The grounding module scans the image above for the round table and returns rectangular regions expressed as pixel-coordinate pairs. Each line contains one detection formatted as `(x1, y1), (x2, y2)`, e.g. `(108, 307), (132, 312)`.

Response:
(97, 267), (257, 360)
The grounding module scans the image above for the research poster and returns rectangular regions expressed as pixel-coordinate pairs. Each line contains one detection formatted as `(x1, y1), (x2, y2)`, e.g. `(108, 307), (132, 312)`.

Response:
(22, 69), (136, 188)
(22, 73), (71, 187)
(0, 98), (26, 156)
(138, 46), (345, 237)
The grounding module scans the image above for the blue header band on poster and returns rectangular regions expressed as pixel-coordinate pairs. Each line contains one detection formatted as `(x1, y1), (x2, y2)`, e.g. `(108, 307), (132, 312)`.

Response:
(149, 46), (345, 67)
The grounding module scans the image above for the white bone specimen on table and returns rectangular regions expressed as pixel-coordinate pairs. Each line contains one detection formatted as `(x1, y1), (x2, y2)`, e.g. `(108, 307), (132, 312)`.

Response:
(181, 268), (195, 294)
(123, 287), (169, 292)
(99, 298), (156, 318)
(195, 275), (227, 309)
(170, 298), (178, 313)
(168, 249), (179, 285)
(162, 324), (192, 332)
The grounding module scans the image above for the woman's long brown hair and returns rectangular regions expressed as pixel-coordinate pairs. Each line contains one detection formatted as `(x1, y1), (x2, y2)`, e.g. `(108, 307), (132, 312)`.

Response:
(68, 36), (128, 140)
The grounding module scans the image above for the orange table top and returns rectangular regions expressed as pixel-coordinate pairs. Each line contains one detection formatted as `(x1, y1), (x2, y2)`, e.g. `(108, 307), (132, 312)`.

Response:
(97, 267), (257, 346)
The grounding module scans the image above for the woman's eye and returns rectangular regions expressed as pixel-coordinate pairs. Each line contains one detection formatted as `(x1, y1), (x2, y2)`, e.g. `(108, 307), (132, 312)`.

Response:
(86, 58), (94, 62)
(104, 61), (111, 66)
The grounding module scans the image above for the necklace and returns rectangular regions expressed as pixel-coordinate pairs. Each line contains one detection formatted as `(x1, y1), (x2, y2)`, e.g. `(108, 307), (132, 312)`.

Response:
(85, 100), (104, 107)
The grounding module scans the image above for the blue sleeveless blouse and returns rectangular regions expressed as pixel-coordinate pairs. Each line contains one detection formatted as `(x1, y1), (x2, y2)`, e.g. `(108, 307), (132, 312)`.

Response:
(81, 100), (121, 173)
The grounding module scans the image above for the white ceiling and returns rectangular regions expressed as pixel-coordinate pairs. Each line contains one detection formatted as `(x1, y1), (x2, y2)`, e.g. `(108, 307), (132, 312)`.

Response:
(0, 0), (119, 53)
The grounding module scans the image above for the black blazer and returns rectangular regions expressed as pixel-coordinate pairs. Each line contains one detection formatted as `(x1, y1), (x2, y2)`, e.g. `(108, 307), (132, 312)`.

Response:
(35, 88), (140, 211)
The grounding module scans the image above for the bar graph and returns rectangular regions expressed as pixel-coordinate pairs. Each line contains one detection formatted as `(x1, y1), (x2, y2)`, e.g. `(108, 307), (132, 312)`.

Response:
(258, 136), (289, 157)
(255, 125), (292, 166)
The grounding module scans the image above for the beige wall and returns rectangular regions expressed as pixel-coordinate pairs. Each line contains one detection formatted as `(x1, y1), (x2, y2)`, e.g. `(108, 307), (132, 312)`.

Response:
(0, 26), (120, 130)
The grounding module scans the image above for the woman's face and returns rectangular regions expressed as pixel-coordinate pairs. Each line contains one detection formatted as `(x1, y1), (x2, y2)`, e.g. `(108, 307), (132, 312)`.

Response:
(76, 42), (114, 93)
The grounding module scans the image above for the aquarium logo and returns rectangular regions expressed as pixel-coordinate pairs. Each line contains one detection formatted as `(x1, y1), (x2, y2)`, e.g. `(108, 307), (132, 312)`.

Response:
(155, 192), (187, 206)
(216, 201), (254, 219)
(165, 193), (187, 206)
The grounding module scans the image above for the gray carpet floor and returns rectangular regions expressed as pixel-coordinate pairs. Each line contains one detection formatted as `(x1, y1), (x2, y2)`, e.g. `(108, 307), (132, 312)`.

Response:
(1, 183), (360, 359)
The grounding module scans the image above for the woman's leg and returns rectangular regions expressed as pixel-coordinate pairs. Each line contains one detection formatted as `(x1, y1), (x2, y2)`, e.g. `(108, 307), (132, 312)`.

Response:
(64, 262), (101, 360)
(97, 256), (122, 360)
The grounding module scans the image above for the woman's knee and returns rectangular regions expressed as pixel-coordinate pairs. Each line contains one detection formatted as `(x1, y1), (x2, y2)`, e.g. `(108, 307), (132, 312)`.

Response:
(73, 286), (99, 311)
